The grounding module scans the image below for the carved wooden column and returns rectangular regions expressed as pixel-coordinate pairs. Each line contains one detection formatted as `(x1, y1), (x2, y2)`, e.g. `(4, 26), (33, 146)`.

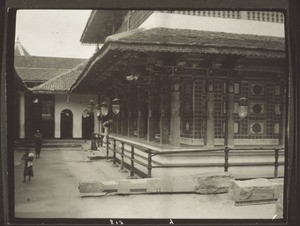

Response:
(225, 82), (235, 147)
(137, 85), (147, 138)
(121, 90), (128, 136)
(160, 79), (170, 145)
(170, 78), (181, 147)
(279, 85), (286, 146)
(127, 88), (135, 137)
(147, 83), (156, 142)
(205, 80), (215, 147)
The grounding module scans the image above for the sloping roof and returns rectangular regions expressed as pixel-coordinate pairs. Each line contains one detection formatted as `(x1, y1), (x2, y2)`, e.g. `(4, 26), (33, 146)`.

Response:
(13, 69), (28, 91)
(80, 10), (126, 44)
(105, 28), (285, 58)
(14, 56), (86, 82)
(31, 61), (88, 93)
(71, 27), (286, 93)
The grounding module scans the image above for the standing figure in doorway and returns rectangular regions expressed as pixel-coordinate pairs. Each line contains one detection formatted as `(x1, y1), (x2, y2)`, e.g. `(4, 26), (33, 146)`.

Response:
(34, 130), (42, 158)
(22, 148), (34, 182)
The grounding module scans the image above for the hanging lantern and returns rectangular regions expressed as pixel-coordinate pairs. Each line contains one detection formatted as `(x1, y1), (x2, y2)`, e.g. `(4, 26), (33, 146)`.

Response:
(85, 99), (94, 114)
(93, 104), (101, 117)
(238, 97), (248, 118)
(33, 98), (39, 104)
(112, 98), (120, 115)
(100, 101), (109, 117)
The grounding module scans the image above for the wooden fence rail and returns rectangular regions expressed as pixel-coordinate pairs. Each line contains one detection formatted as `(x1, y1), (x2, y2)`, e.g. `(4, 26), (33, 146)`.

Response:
(95, 134), (284, 178)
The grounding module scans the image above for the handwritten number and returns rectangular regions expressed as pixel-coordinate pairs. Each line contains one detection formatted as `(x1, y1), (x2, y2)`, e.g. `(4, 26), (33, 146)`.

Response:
(110, 220), (124, 225)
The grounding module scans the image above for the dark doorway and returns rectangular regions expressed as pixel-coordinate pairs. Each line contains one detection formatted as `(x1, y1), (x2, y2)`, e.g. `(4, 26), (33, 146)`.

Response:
(61, 109), (73, 139)
(28, 94), (55, 139)
(82, 112), (94, 139)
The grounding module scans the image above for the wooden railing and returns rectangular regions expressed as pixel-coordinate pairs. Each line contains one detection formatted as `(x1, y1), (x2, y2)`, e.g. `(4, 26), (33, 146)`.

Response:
(93, 134), (285, 179)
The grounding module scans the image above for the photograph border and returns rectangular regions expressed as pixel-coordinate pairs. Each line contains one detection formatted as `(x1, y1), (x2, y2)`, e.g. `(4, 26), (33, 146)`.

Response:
(1, 0), (299, 225)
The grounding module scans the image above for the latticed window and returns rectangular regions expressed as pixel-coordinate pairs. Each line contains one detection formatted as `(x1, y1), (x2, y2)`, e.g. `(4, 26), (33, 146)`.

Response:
(193, 80), (206, 139)
(180, 80), (193, 138)
(214, 80), (226, 139)
(233, 81), (283, 140)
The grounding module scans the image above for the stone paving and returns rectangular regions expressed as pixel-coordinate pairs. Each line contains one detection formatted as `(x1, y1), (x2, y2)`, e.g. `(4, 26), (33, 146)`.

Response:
(14, 147), (281, 219)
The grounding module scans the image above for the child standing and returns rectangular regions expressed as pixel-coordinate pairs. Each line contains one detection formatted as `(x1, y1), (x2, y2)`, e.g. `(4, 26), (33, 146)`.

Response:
(22, 148), (34, 182)
(34, 130), (42, 158)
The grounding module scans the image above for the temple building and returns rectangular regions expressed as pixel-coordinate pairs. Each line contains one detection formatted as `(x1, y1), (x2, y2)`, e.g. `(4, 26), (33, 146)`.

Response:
(71, 10), (286, 148)
(14, 39), (97, 139)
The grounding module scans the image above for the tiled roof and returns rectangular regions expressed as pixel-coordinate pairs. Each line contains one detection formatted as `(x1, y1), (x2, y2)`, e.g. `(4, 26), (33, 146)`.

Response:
(13, 69), (28, 91)
(14, 56), (86, 82)
(106, 27), (285, 58)
(31, 61), (88, 93)
(71, 27), (285, 92)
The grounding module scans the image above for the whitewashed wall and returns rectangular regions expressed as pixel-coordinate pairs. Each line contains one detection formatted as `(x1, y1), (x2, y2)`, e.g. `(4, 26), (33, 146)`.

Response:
(139, 12), (284, 37)
(54, 94), (98, 138)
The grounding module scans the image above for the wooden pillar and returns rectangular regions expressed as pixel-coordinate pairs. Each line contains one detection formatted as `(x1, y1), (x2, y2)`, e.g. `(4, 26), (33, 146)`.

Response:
(127, 89), (135, 137)
(98, 94), (104, 134)
(19, 92), (25, 139)
(137, 85), (147, 138)
(160, 80), (170, 145)
(170, 79), (181, 147)
(116, 92), (123, 135)
(147, 84), (156, 142)
(279, 85), (286, 146)
(205, 80), (214, 147)
(121, 92), (128, 136)
(225, 82), (235, 147)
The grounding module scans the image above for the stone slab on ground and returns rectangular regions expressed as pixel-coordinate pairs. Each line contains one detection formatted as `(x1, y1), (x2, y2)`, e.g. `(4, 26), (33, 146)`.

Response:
(194, 172), (233, 194)
(274, 192), (283, 218)
(228, 178), (277, 205)
(273, 182), (284, 199)
(79, 172), (233, 195)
